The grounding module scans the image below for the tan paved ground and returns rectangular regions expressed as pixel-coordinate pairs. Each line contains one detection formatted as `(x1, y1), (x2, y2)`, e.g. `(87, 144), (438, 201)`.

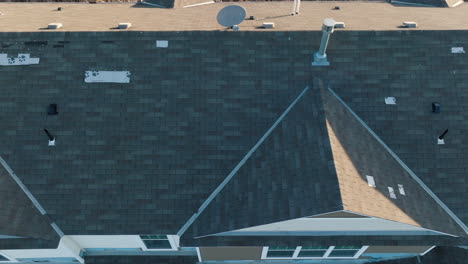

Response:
(0, 2), (467, 32)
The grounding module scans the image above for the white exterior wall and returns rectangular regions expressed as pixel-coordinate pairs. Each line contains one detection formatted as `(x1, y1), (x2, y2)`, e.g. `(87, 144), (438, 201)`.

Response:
(0, 235), (180, 261)
(69, 235), (143, 249)
(0, 236), (141, 262)
(2, 244), (75, 259)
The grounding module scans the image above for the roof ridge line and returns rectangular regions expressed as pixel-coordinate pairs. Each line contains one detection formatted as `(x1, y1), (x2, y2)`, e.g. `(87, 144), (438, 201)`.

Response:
(177, 86), (311, 237)
(327, 86), (468, 237)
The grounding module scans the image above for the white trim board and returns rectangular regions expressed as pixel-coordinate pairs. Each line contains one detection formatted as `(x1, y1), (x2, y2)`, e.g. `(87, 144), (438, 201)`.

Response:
(421, 246), (436, 256)
(206, 217), (449, 237)
(0, 252), (18, 262)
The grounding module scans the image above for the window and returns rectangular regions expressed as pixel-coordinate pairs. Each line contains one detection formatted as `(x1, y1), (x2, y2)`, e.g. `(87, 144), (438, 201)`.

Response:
(265, 247), (296, 258)
(140, 235), (173, 250)
(328, 246), (362, 257)
(262, 246), (368, 259)
(297, 246), (329, 257)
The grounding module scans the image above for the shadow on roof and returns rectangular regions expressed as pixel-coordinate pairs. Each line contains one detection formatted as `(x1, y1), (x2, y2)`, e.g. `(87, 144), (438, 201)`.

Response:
(320, 81), (466, 237)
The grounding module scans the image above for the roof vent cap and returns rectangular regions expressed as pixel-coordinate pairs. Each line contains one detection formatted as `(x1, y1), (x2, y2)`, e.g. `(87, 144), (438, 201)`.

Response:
(47, 104), (58, 115)
(403, 22), (417, 28)
(385, 97), (396, 105)
(262, 22), (275, 29)
(388, 187), (397, 199)
(432, 102), (440, 113)
(366, 175), (376, 187)
(334, 22), (345, 28)
(48, 23), (62, 29)
(451, 47), (465, 54)
(156, 40), (168, 48)
(118, 23), (131, 29)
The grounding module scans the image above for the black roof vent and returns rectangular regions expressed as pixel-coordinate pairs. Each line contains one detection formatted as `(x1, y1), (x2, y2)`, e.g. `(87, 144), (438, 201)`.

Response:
(432, 102), (440, 113)
(48, 104), (58, 115)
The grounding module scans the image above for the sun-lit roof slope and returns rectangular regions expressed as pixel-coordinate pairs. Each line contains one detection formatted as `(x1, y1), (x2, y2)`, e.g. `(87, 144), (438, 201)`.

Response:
(311, 29), (468, 235)
(321, 85), (467, 237)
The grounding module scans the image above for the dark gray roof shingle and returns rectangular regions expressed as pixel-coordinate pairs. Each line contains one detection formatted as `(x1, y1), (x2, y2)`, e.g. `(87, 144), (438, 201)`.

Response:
(0, 30), (466, 248)
(0, 159), (59, 247)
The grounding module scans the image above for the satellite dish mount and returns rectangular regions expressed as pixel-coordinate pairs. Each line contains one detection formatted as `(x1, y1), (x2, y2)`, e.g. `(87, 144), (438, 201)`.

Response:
(217, 5), (246, 31)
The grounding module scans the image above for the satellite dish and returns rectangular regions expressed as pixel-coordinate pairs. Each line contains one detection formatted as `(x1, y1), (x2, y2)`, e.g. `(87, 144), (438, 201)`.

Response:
(217, 5), (246, 28)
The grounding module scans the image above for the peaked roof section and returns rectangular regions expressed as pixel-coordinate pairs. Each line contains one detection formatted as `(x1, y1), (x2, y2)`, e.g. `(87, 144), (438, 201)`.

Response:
(321, 83), (467, 237)
(186, 80), (467, 242)
(0, 157), (59, 243)
(186, 85), (342, 239)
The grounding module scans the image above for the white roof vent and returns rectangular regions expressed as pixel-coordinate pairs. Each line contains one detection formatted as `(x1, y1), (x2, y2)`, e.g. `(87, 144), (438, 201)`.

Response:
(385, 97), (396, 105)
(48, 23), (62, 29)
(156, 40), (169, 48)
(388, 187), (397, 199)
(118, 23), (131, 29)
(366, 175), (376, 187)
(398, 184), (406, 195)
(451, 47), (465, 54)
(437, 129), (448, 145)
(403, 22), (417, 28)
(84, 71), (130, 83)
(334, 22), (345, 28)
(262, 22), (275, 29)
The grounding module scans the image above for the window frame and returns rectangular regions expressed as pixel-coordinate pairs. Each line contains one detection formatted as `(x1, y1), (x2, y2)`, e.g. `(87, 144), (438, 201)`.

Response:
(261, 246), (298, 259)
(138, 235), (178, 251)
(0, 253), (17, 263)
(261, 246), (369, 259)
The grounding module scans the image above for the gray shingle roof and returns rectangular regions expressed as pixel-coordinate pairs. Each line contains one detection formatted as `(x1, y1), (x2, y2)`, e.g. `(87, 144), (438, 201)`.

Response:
(0, 30), (466, 248)
(185, 84), (342, 238)
(183, 79), (466, 244)
(0, 31), (311, 236)
(312, 30), (468, 233)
